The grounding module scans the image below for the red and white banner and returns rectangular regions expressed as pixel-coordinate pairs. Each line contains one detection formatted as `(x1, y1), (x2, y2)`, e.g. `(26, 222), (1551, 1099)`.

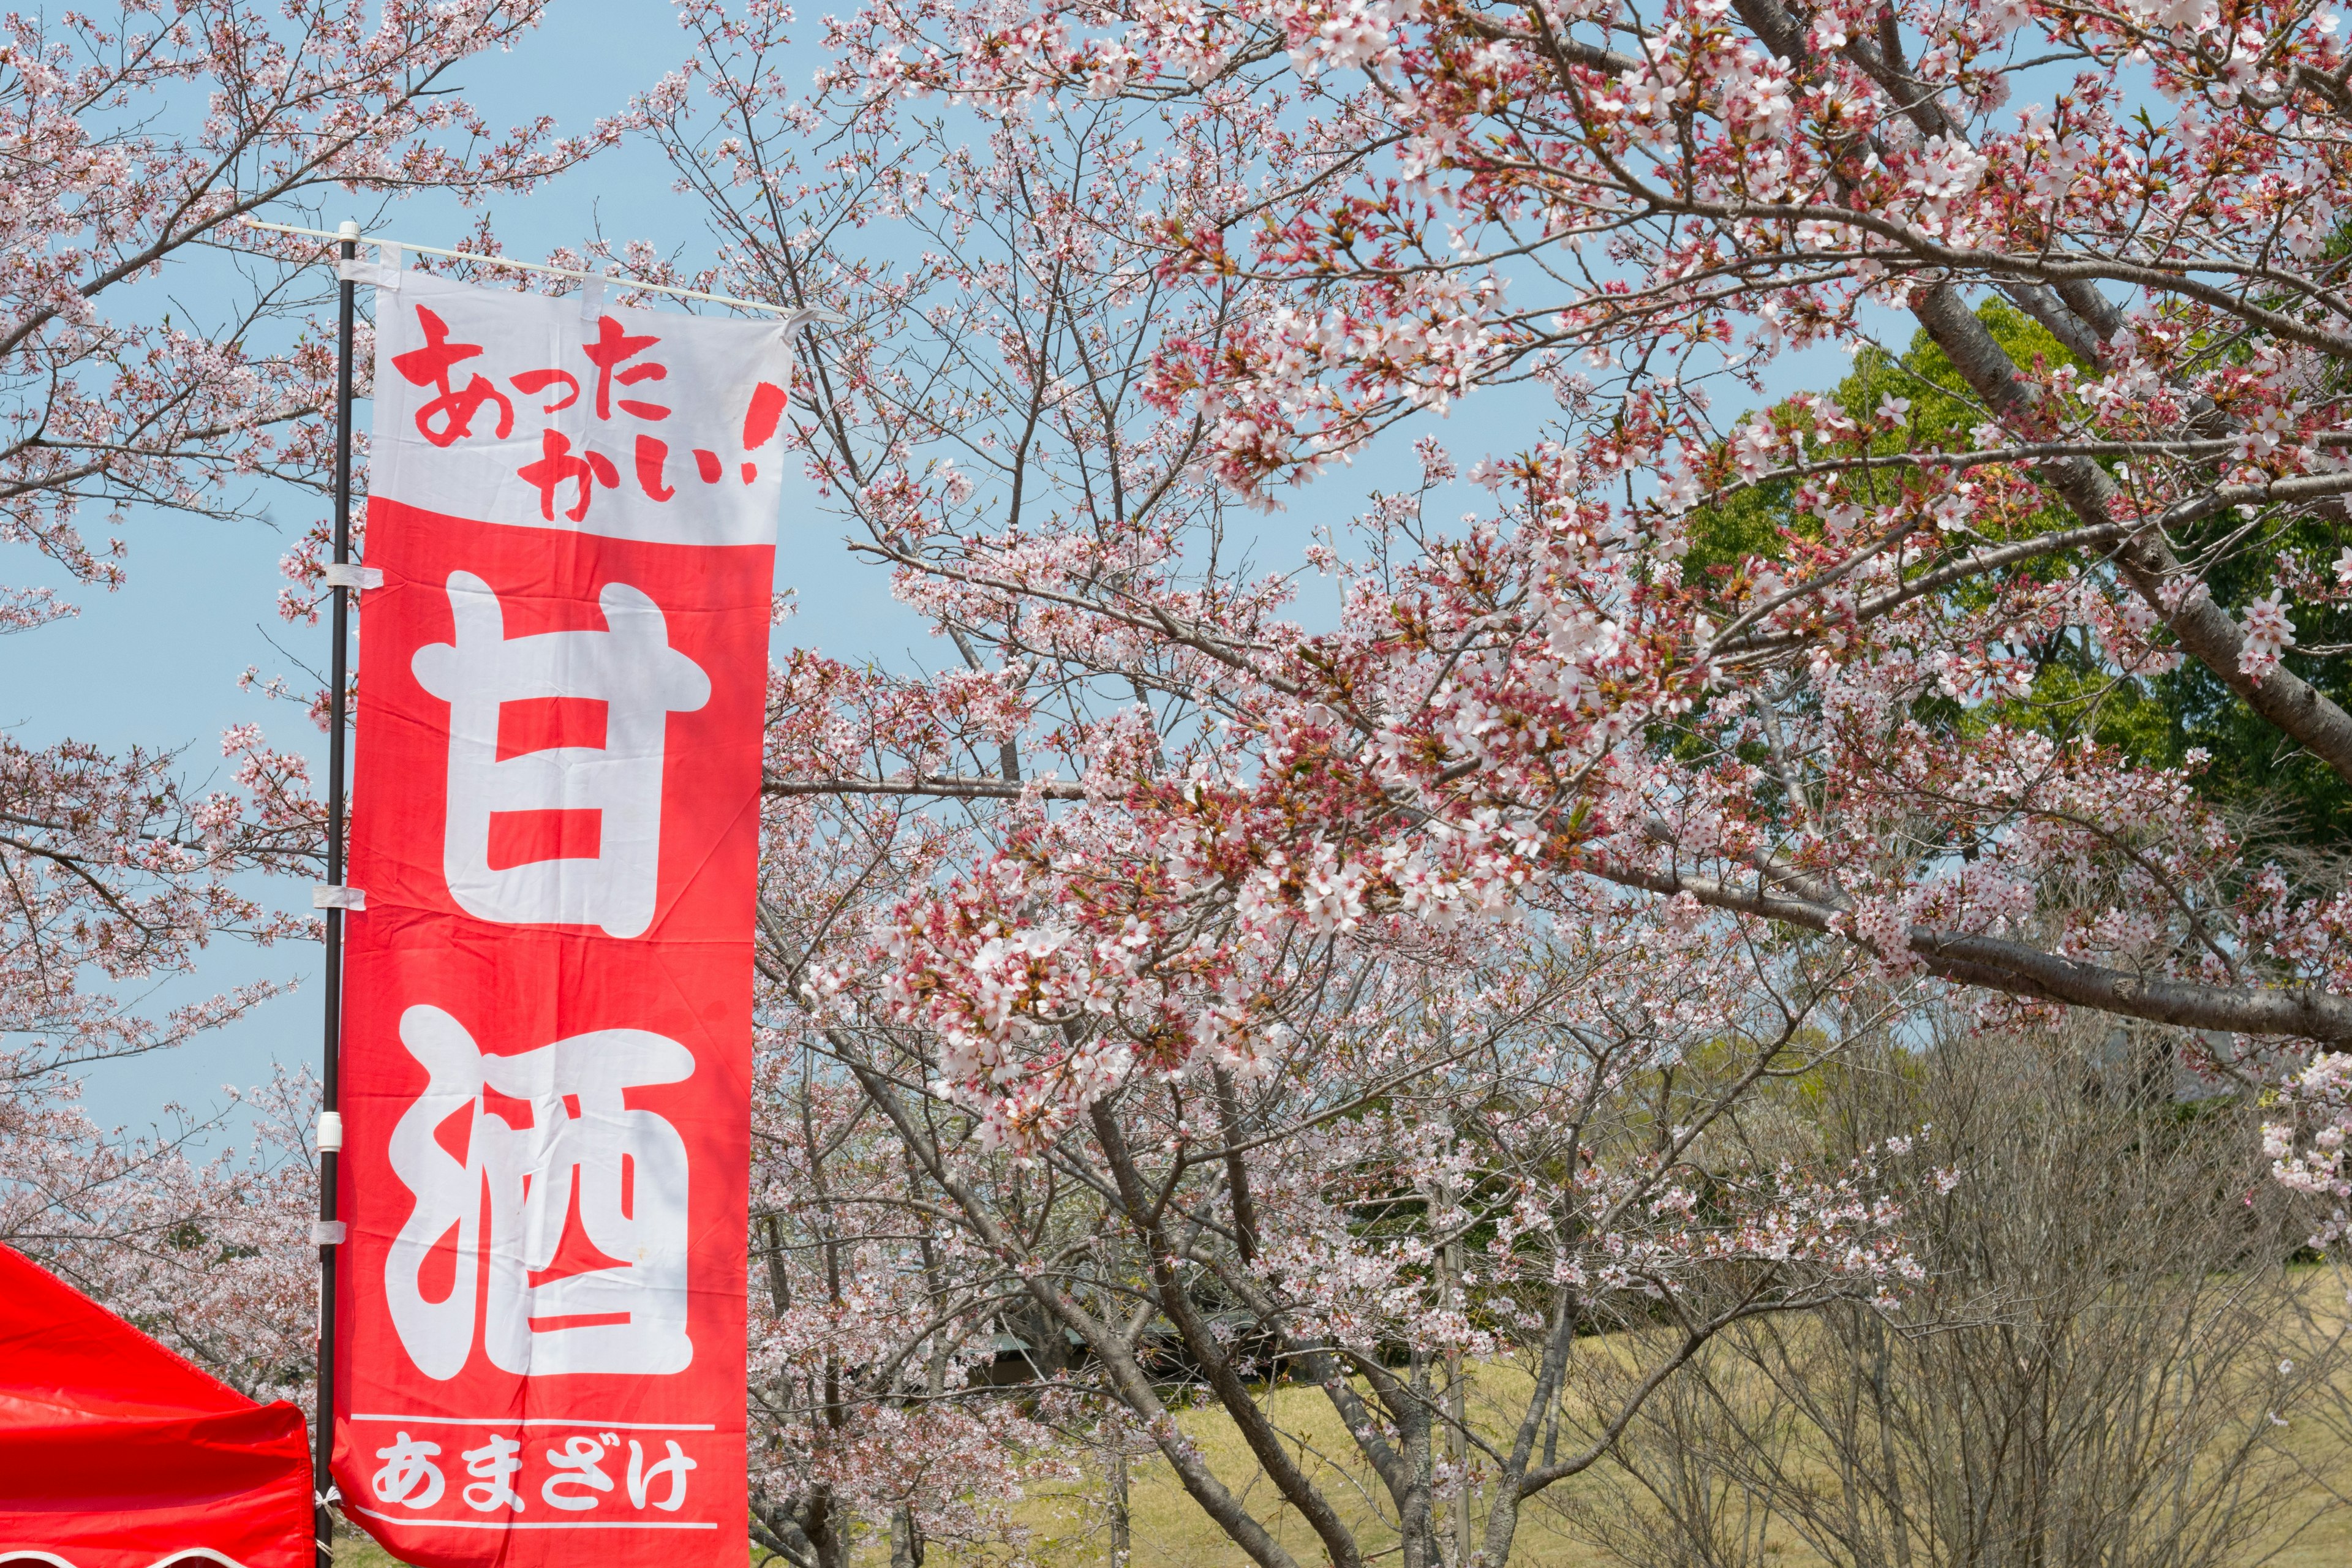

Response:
(331, 269), (795, 1563)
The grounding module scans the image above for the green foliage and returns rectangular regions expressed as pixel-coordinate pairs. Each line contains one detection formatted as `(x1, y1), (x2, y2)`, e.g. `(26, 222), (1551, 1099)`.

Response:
(1681, 473), (1792, 579)
(2158, 518), (2352, 848)
(1684, 298), (2078, 575)
(1684, 300), (2352, 856)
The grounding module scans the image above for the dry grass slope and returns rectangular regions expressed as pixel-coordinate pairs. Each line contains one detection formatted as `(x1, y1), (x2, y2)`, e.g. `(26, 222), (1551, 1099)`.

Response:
(337, 1308), (2352, 1568)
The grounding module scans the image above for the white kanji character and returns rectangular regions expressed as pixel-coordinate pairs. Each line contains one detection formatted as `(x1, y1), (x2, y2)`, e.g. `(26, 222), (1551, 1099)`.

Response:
(371, 1431), (445, 1509)
(626, 1438), (699, 1511)
(460, 1433), (527, 1512)
(412, 570), (709, 939)
(543, 1434), (615, 1512)
(385, 1004), (694, 1379)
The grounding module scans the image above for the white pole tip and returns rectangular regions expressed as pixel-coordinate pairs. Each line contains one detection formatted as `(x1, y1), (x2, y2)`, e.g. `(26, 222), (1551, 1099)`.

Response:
(337, 219), (362, 239)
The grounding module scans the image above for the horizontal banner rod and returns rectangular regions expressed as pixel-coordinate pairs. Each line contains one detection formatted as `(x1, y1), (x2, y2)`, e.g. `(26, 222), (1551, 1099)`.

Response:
(239, 217), (846, 323)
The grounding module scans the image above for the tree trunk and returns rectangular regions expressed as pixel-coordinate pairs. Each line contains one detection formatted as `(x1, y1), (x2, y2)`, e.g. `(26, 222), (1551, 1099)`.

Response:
(1110, 1447), (1132, 1568)
(891, 1504), (924, 1568)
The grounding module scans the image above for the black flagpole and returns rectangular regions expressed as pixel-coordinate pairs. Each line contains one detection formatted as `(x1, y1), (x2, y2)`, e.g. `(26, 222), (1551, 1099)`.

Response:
(314, 216), (360, 1568)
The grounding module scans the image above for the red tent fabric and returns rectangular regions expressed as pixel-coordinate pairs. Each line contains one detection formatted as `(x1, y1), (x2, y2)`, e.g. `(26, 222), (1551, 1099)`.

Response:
(0, 1245), (312, 1568)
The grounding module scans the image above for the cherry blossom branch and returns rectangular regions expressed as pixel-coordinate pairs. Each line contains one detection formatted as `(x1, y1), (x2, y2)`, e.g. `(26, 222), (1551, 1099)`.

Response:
(1598, 857), (2351, 1040)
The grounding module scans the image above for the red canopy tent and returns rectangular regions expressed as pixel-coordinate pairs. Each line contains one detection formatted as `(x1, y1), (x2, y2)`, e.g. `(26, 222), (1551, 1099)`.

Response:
(0, 1245), (311, 1568)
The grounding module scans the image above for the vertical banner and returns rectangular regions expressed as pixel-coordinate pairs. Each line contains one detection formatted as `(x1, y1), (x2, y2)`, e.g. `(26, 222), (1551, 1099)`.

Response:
(332, 270), (793, 1563)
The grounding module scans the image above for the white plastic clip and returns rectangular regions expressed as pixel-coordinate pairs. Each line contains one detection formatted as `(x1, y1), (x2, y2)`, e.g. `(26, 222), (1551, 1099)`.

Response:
(311, 1219), (347, 1246)
(336, 237), (402, 291)
(317, 1111), (344, 1152)
(312, 884), (366, 911)
(321, 562), (382, 591)
(335, 258), (401, 292)
(580, 277), (608, 323)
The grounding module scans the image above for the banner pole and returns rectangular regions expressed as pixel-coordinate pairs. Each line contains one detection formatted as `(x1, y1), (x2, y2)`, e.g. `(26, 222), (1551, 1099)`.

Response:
(314, 216), (360, 1568)
(239, 215), (846, 323)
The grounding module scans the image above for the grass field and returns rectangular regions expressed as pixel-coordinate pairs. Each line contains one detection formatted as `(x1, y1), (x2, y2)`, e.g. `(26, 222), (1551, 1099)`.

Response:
(336, 1324), (2352, 1568)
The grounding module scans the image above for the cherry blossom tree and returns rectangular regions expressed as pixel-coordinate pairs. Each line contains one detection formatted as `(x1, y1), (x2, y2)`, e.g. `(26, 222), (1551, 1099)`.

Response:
(787, 0), (2352, 1052)
(743, 1038), (1078, 1567)
(10, 0), (614, 584)
(1, 0), (617, 1369)
(636, 9), (1940, 1562)
(4, 1066), (325, 1405)
(632, 0), (2352, 1556)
